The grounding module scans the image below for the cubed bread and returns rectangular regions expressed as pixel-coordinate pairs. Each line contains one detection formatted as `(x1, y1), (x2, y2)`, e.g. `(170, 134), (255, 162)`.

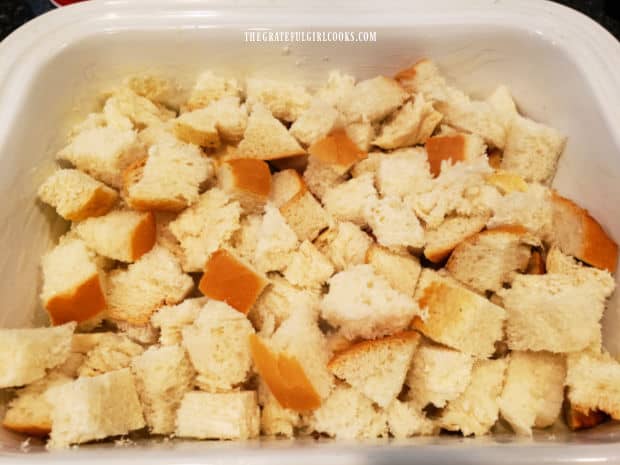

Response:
(116, 321), (159, 345)
(387, 400), (437, 438)
(394, 59), (451, 101)
(302, 155), (346, 200)
(498, 351), (566, 435)
(218, 158), (271, 213)
(373, 95), (442, 149)
(104, 87), (175, 129)
(322, 174), (378, 226)
(168, 188), (242, 272)
(254, 203), (299, 273)
(425, 132), (486, 177)
(106, 245), (194, 325)
(486, 170), (528, 194)
(340, 76), (408, 123)
(283, 240), (334, 290)
(564, 403), (609, 431)
(439, 359), (508, 436)
(289, 99), (341, 146)
(500, 115), (566, 184)
(185, 71), (241, 111)
(365, 196), (425, 250)
(270, 169), (306, 207)
(546, 246), (615, 294)
(150, 297), (206, 346)
(499, 274), (610, 352)
(182, 301), (254, 391)
(173, 106), (220, 148)
(413, 269), (506, 357)
(279, 190), (331, 242)
(131, 345), (195, 434)
(175, 391), (260, 440)
(0, 323), (75, 388)
(258, 380), (300, 437)
(56, 127), (146, 188)
(245, 78), (312, 122)
(307, 129), (368, 176)
(40, 239), (106, 325)
(198, 249), (268, 314)
(321, 265), (422, 340)
(125, 74), (174, 106)
(38, 169), (118, 221)
(229, 214), (262, 264)
(351, 151), (384, 178)
(315, 222), (373, 272)
(74, 209), (156, 262)
(309, 384), (387, 439)
(46, 368), (145, 448)
(315, 70), (356, 109)
(423, 214), (488, 263)
(365, 245), (421, 296)
(122, 141), (213, 212)
(486, 85), (518, 129)
(78, 333), (144, 377)
(328, 332), (421, 408)
(346, 121), (376, 152)
(236, 103), (305, 160)
(406, 341), (474, 408)
(375, 147), (433, 199)
(446, 227), (532, 294)
(551, 192), (618, 272)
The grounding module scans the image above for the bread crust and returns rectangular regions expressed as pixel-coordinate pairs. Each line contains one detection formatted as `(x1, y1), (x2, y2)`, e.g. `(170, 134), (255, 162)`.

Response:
(68, 186), (118, 221)
(308, 129), (367, 173)
(45, 274), (106, 325)
(1, 420), (51, 437)
(225, 158), (272, 197)
(130, 211), (157, 261)
(328, 331), (420, 369)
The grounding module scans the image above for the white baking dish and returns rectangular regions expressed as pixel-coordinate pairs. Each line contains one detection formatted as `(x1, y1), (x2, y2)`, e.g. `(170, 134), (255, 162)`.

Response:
(1, 0), (620, 462)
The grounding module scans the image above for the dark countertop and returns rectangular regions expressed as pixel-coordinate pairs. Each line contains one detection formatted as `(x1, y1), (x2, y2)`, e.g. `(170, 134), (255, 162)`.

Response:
(1, 0), (619, 41)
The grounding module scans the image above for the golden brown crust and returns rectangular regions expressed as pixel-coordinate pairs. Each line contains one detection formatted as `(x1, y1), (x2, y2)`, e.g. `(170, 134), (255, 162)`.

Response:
(487, 148), (503, 170)
(483, 224), (530, 236)
(269, 155), (309, 173)
(67, 187), (118, 222)
(327, 331), (420, 369)
(199, 249), (268, 314)
(225, 158), (272, 197)
(307, 129), (367, 170)
(526, 250), (546, 275)
(425, 134), (466, 177)
(564, 402), (609, 431)
(393, 58), (429, 92)
(45, 274), (106, 325)
(1, 420), (51, 437)
(130, 212), (157, 261)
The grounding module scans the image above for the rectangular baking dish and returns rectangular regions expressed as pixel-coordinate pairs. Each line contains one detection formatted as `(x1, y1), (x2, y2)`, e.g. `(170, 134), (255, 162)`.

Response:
(1, 0), (620, 463)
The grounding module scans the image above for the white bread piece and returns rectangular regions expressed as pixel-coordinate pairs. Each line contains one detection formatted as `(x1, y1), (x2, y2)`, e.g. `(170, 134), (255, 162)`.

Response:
(499, 273), (609, 352)
(289, 98), (341, 146)
(173, 106), (220, 148)
(446, 227), (532, 294)
(0, 323), (75, 389)
(208, 96), (248, 142)
(340, 76), (408, 123)
(104, 87), (175, 129)
(351, 151), (384, 178)
(270, 169), (306, 207)
(345, 121), (376, 151)
(387, 400), (437, 438)
(150, 297), (206, 346)
(175, 391), (259, 439)
(395, 59), (452, 101)
(365, 195), (425, 250)
(122, 141), (213, 212)
(310, 384), (387, 439)
(283, 240), (335, 291)
(413, 269), (506, 357)
(500, 115), (566, 184)
(102, 97), (135, 130)
(46, 368), (145, 448)
(236, 103), (305, 160)
(322, 174), (378, 226)
(365, 245), (421, 296)
(38, 169), (117, 221)
(125, 74), (175, 107)
(487, 183), (553, 241)
(78, 334), (144, 377)
(254, 203), (299, 273)
(168, 188), (242, 272)
(280, 190), (331, 242)
(258, 380), (300, 437)
(74, 209), (156, 263)
(375, 147), (433, 199)
(245, 77), (311, 122)
(182, 301), (254, 391)
(57, 127), (146, 188)
(40, 239), (106, 326)
(70, 332), (120, 354)
(565, 351), (620, 421)
(498, 351), (566, 436)
(106, 245), (194, 325)
(115, 321), (159, 345)
(425, 132), (487, 177)
(546, 246), (616, 294)
(406, 342), (474, 408)
(302, 155), (346, 200)
(185, 71), (241, 111)
(69, 112), (108, 136)
(137, 120), (179, 147)
(486, 85), (518, 129)
(315, 70), (356, 109)
(551, 192), (618, 272)
(328, 332), (421, 408)
(131, 345), (195, 434)
(314, 221), (373, 272)
(485, 170), (529, 194)
(218, 158), (271, 213)
(423, 214), (488, 263)
(2, 372), (72, 437)
(439, 359), (508, 436)
(373, 95), (442, 149)
(229, 214), (262, 264)
(321, 265), (422, 340)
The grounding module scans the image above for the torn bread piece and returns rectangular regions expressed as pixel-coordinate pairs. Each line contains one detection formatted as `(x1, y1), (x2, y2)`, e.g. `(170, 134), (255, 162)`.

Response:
(425, 132), (486, 177)
(56, 126), (146, 188)
(173, 106), (220, 148)
(150, 297), (206, 346)
(104, 87), (175, 129)
(38, 169), (118, 221)
(321, 265), (422, 340)
(546, 246), (615, 294)
(245, 78), (312, 122)
(78, 333), (143, 377)
(218, 158), (271, 213)
(315, 221), (373, 272)
(498, 351), (566, 436)
(106, 245), (194, 325)
(322, 174), (378, 226)
(125, 74), (176, 107)
(346, 120), (376, 152)
(270, 169), (306, 208)
(258, 379), (301, 437)
(41, 239), (107, 326)
(254, 203), (299, 273)
(365, 196), (425, 250)
(283, 240), (335, 291)
(375, 147), (433, 199)
(351, 151), (384, 178)
(175, 391), (260, 440)
(229, 213), (262, 264)
(0, 323), (75, 389)
(289, 98), (341, 146)
(315, 70), (356, 110)
(423, 214), (488, 263)
(328, 332), (421, 408)
(413, 269), (506, 357)
(74, 209), (156, 263)
(365, 245), (422, 296)
(486, 170), (528, 194)
(387, 400), (437, 438)
(340, 76), (408, 123)
(279, 189), (331, 242)
(185, 71), (241, 111)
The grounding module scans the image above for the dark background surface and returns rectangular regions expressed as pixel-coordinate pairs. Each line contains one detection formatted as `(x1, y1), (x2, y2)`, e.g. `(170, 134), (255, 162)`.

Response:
(1, 0), (619, 41)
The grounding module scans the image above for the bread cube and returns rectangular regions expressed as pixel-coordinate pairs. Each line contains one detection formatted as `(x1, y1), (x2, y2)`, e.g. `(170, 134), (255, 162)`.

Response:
(104, 87), (175, 129)
(218, 158), (271, 213)
(289, 98), (341, 146)
(173, 107), (220, 148)
(307, 129), (368, 176)
(254, 204), (299, 273)
(125, 74), (175, 106)
(270, 169), (306, 207)
(546, 246), (615, 294)
(340, 76), (408, 123)
(258, 380), (300, 437)
(185, 70), (241, 111)
(150, 297), (206, 346)
(423, 214), (488, 263)
(315, 70), (356, 110)
(387, 400), (437, 438)
(365, 196), (425, 250)
(229, 214), (262, 264)
(245, 78), (311, 122)
(322, 174), (378, 226)
(375, 147), (433, 199)
(283, 240), (334, 291)
(302, 155), (346, 200)
(279, 190), (331, 242)
(345, 121), (376, 151)
(425, 132), (486, 177)
(486, 85), (519, 129)
(78, 333), (144, 377)
(315, 222), (373, 272)
(365, 245), (421, 296)
(395, 59), (451, 101)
